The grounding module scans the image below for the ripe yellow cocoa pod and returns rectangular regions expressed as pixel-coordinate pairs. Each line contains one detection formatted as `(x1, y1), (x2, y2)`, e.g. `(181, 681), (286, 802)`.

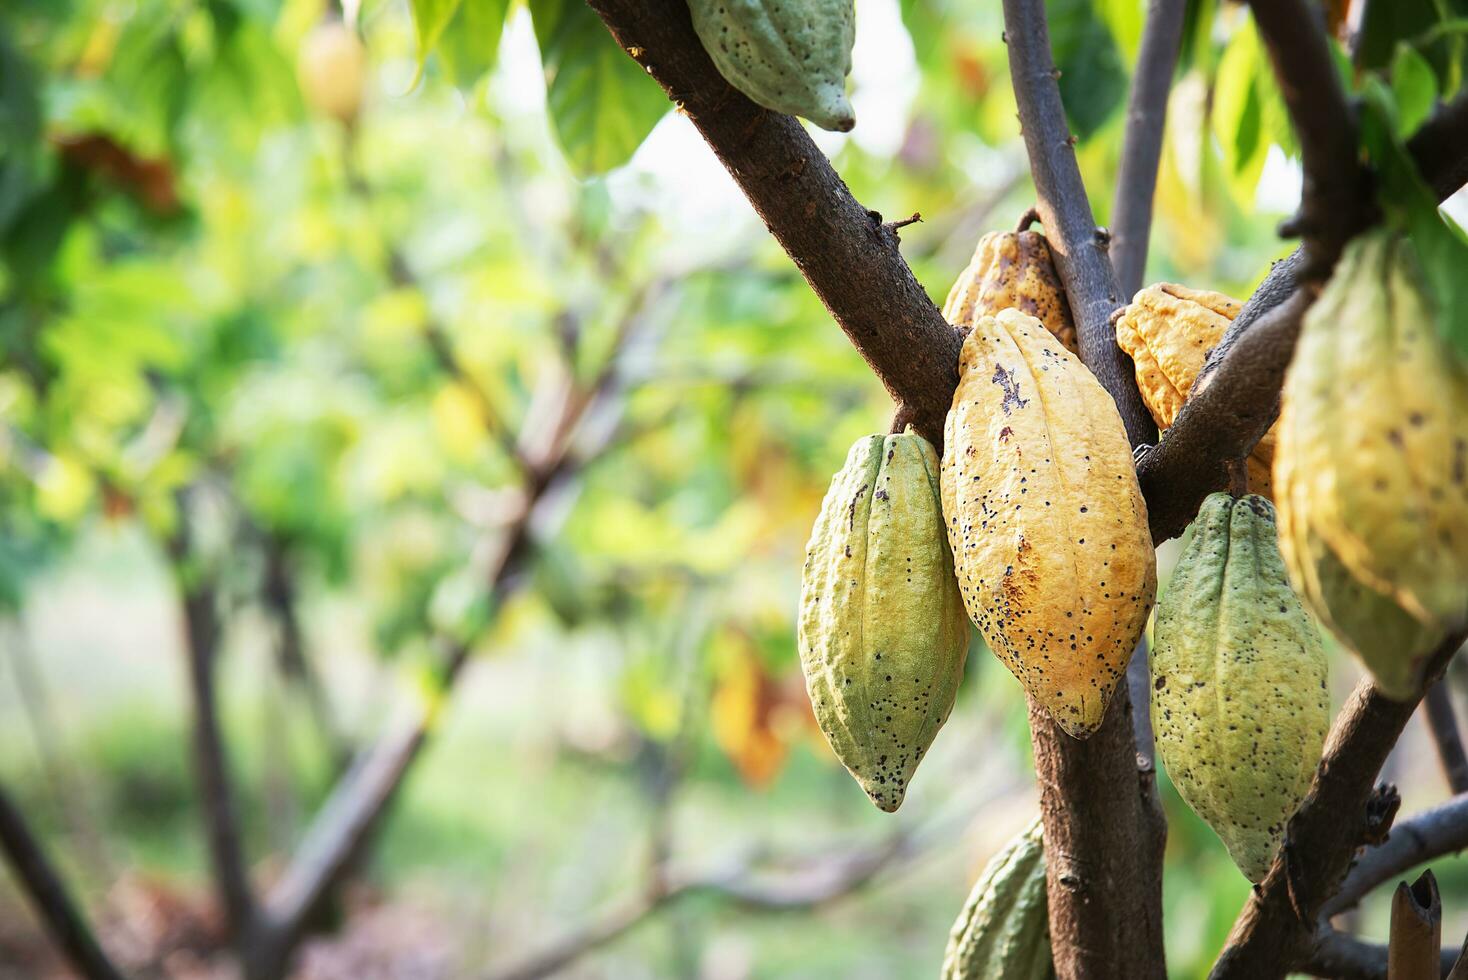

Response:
(1151, 492), (1328, 882)
(1114, 283), (1275, 497)
(941, 816), (1053, 980)
(798, 432), (970, 811)
(941, 308), (1156, 738)
(1275, 230), (1468, 698)
(944, 225), (1078, 355)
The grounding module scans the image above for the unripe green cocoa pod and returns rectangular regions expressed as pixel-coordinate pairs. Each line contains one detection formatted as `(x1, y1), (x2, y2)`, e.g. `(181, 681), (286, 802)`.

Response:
(1151, 492), (1329, 882)
(942, 308), (1157, 739)
(941, 816), (1053, 980)
(798, 431), (970, 811)
(943, 223), (1077, 355)
(687, 0), (856, 132)
(1275, 230), (1468, 699)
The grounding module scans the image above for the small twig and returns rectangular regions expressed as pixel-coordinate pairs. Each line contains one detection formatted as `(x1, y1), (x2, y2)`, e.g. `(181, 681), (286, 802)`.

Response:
(0, 781), (126, 980)
(1388, 871), (1441, 980)
(1324, 791), (1468, 918)
(1111, 0), (1188, 297)
(1424, 682), (1468, 794)
(883, 212), (922, 234)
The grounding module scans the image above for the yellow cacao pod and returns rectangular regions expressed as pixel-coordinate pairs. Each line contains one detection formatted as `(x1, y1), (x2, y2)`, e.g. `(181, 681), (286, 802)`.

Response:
(941, 816), (1053, 980)
(941, 308), (1157, 738)
(1151, 492), (1328, 882)
(798, 432), (970, 811)
(1114, 283), (1275, 498)
(1275, 230), (1468, 698)
(944, 225), (1078, 355)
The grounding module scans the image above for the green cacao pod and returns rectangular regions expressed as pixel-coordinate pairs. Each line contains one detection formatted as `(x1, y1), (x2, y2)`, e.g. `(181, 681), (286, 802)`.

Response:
(1275, 230), (1468, 699)
(941, 816), (1053, 980)
(942, 308), (1157, 738)
(1114, 283), (1275, 498)
(943, 221), (1077, 355)
(687, 0), (856, 132)
(798, 431), (969, 811)
(1151, 492), (1329, 882)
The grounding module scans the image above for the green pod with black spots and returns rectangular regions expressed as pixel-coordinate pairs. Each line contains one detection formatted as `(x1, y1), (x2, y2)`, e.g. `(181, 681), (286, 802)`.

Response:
(1151, 493), (1329, 881)
(687, 0), (856, 132)
(798, 432), (970, 812)
(941, 816), (1053, 980)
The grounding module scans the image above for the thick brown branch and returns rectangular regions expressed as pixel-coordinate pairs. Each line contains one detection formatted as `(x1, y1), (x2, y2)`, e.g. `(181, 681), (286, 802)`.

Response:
(1424, 683), (1468, 794)
(1211, 633), (1466, 979)
(584, 0), (960, 449)
(1324, 792), (1468, 919)
(1111, 0), (1188, 297)
(0, 782), (125, 980)
(1244, 0), (1369, 281)
(1001, 0), (1155, 447)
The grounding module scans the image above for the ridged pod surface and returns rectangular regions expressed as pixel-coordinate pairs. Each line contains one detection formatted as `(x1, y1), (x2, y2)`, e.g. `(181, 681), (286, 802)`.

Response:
(687, 0), (856, 132)
(943, 226), (1077, 354)
(1275, 231), (1468, 699)
(941, 817), (1053, 980)
(941, 308), (1156, 738)
(1114, 283), (1275, 497)
(798, 432), (969, 811)
(1151, 492), (1328, 882)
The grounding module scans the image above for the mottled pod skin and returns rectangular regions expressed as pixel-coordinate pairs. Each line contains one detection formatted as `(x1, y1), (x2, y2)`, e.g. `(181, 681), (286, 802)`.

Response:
(1275, 231), (1468, 699)
(941, 308), (1157, 738)
(943, 228), (1078, 355)
(798, 432), (970, 811)
(941, 817), (1053, 980)
(1151, 492), (1329, 882)
(1114, 283), (1275, 498)
(687, 0), (856, 132)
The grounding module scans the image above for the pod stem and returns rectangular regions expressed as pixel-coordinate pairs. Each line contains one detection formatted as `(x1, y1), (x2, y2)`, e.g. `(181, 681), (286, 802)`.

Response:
(1226, 457), (1250, 498)
(1015, 207), (1042, 234)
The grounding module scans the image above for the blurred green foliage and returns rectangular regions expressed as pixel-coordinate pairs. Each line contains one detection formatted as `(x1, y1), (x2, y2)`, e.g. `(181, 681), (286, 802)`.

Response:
(0, 0), (1466, 977)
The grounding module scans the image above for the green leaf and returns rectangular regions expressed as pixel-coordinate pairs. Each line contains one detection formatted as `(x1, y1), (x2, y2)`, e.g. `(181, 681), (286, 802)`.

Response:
(529, 0), (669, 175)
(1210, 20), (1266, 206)
(408, 0), (464, 78)
(1049, 0), (1129, 140)
(1360, 81), (1468, 357)
(1095, 0), (1145, 62)
(436, 0), (511, 87)
(1392, 42), (1439, 135)
(1359, 0), (1468, 83)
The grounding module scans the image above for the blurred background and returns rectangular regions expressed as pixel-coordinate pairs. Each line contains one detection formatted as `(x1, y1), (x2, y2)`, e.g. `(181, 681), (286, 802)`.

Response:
(1, 0), (1466, 977)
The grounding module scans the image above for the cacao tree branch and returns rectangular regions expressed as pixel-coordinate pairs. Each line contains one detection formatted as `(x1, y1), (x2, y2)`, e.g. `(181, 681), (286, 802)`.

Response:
(1305, 927), (1459, 980)
(1111, 0), (1188, 297)
(1000, 3), (1165, 974)
(0, 781), (126, 980)
(165, 508), (260, 945)
(584, 0), (960, 449)
(1244, 0), (1370, 281)
(483, 832), (914, 980)
(1324, 791), (1468, 918)
(1001, 0), (1155, 447)
(1210, 632), (1468, 979)
(1423, 683), (1468, 794)
(1406, 90), (1468, 200)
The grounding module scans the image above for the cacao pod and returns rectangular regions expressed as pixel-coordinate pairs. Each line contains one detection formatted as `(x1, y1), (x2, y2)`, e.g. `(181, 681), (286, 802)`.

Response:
(798, 431), (970, 811)
(943, 223), (1078, 355)
(687, 0), (856, 132)
(1114, 283), (1275, 497)
(1275, 230), (1468, 699)
(297, 21), (368, 123)
(942, 308), (1156, 738)
(1151, 492), (1328, 882)
(941, 816), (1053, 980)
